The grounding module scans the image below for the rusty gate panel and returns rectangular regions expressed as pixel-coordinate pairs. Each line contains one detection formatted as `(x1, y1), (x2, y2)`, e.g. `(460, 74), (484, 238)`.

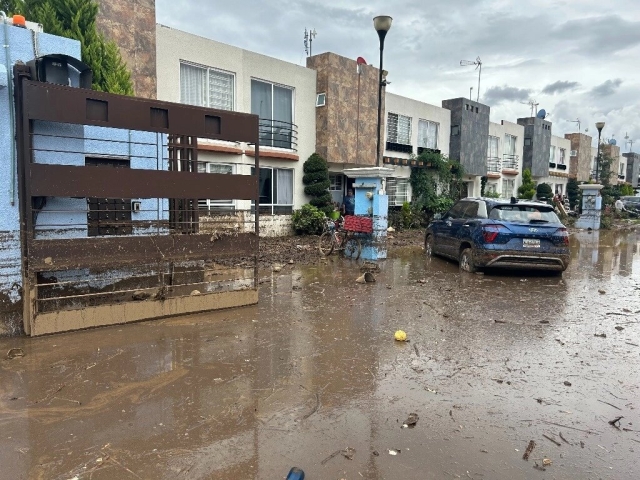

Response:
(13, 65), (260, 336)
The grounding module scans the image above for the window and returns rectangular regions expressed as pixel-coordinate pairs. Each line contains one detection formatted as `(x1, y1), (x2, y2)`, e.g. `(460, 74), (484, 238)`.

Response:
(251, 167), (294, 214)
(475, 107), (479, 113)
(451, 125), (460, 136)
(487, 136), (499, 159)
(504, 134), (517, 156)
(549, 145), (557, 164)
(445, 201), (468, 220)
(180, 62), (234, 110)
(198, 163), (235, 213)
(418, 119), (439, 150)
(386, 178), (410, 206)
(387, 113), (412, 145)
(251, 79), (294, 149)
(502, 179), (515, 198)
(559, 148), (566, 165)
(316, 93), (326, 107)
(619, 163), (625, 175)
(329, 174), (343, 192)
(524, 138), (532, 146)
(555, 184), (563, 195)
(462, 202), (479, 218)
(487, 183), (498, 194)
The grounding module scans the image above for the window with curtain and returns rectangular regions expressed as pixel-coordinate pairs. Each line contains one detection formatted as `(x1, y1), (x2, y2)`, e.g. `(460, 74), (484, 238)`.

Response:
(180, 62), (234, 111)
(504, 134), (517, 156)
(559, 148), (566, 165)
(251, 79), (294, 149)
(487, 136), (499, 159)
(418, 119), (438, 149)
(250, 167), (294, 214)
(549, 145), (557, 163)
(387, 113), (412, 145)
(502, 179), (515, 198)
(197, 163), (235, 212)
(386, 178), (410, 206)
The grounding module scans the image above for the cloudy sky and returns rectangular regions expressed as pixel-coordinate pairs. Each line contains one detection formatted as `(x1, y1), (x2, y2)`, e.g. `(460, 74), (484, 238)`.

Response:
(157, 0), (640, 148)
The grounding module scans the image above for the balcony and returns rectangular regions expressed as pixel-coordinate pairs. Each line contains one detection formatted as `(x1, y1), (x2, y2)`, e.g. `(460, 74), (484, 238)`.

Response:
(557, 164), (567, 170)
(417, 147), (441, 156)
(487, 158), (501, 177)
(386, 142), (413, 154)
(257, 118), (298, 151)
(502, 154), (518, 170)
(618, 174), (626, 180)
(549, 162), (556, 169)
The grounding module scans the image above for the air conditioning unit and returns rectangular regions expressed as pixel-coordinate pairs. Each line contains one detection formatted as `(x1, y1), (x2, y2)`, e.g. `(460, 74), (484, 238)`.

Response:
(570, 150), (578, 156)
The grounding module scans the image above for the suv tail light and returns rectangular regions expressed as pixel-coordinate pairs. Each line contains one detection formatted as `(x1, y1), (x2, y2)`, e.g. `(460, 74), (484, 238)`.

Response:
(555, 227), (570, 245)
(482, 224), (508, 243)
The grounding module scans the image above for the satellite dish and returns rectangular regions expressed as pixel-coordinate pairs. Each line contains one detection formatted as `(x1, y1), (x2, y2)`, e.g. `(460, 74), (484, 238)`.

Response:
(356, 57), (367, 65)
(536, 109), (547, 119)
(608, 139), (617, 145)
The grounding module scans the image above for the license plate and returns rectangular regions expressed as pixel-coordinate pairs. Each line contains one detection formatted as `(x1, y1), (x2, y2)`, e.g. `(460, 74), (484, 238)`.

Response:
(523, 239), (540, 248)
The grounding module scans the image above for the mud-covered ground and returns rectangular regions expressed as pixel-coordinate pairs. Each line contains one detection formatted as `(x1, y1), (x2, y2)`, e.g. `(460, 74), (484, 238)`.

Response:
(1, 228), (639, 479)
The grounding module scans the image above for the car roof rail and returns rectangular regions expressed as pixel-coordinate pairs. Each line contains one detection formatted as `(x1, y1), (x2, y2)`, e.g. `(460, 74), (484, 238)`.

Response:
(510, 196), (518, 204)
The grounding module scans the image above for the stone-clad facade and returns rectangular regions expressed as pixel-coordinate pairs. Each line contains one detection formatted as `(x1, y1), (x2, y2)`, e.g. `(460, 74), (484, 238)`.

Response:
(442, 98), (490, 176)
(96, 0), (157, 99)
(565, 132), (593, 181)
(307, 52), (384, 166)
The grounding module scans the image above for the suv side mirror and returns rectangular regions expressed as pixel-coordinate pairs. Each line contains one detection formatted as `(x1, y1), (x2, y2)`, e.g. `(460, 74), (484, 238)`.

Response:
(433, 213), (442, 220)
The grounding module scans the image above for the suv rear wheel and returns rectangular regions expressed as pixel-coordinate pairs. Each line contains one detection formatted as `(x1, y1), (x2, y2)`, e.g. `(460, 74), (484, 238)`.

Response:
(459, 248), (477, 273)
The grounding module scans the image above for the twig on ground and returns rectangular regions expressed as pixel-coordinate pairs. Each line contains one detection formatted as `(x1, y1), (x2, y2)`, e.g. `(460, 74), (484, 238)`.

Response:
(414, 343), (420, 357)
(558, 432), (570, 444)
(598, 399), (621, 410)
(302, 392), (320, 420)
(321, 449), (342, 465)
(608, 416), (623, 429)
(541, 420), (594, 434)
(543, 434), (562, 447)
(522, 440), (536, 461)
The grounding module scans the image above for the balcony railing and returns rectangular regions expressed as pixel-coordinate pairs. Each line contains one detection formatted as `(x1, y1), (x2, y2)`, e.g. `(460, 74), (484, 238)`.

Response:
(487, 158), (501, 173)
(618, 174), (626, 180)
(502, 154), (518, 170)
(257, 118), (298, 151)
(417, 147), (441, 156)
(549, 162), (556, 168)
(386, 141), (413, 154)
(557, 164), (567, 170)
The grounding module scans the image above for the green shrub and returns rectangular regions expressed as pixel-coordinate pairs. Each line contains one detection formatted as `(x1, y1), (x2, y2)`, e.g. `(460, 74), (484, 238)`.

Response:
(518, 169), (536, 199)
(536, 182), (553, 201)
(619, 183), (635, 196)
(484, 191), (501, 198)
(291, 204), (326, 235)
(401, 202), (412, 229)
(302, 153), (332, 215)
(567, 178), (580, 210)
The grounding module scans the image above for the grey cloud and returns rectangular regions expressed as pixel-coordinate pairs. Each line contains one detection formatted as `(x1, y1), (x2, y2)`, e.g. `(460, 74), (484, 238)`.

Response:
(542, 81), (580, 95)
(591, 79), (623, 97)
(483, 86), (532, 105)
(554, 15), (640, 56)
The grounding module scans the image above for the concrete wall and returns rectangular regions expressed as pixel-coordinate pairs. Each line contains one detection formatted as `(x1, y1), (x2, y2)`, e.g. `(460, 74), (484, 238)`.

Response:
(307, 52), (382, 166)
(442, 98), (490, 177)
(623, 153), (640, 188)
(96, 0), (157, 98)
(518, 117), (551, 178)
(156, 25), (316, 234)
(565, 132), (593, 182)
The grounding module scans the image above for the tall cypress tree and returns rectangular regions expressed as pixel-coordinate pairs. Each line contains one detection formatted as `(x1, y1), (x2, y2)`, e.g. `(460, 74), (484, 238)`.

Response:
(5, 0), (133, 95)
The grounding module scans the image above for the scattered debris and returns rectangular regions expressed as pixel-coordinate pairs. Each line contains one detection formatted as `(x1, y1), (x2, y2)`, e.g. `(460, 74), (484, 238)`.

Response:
(533, 462), (546, 472)
(272, 264), (283, 272)
(394, 330), (407, 342)
(388, 449), (400, 456)
(494, 320), (508, 324)
(341, 447), (356, 460)
(522, 440), (536, 461)
(360, 262), (381, 273)
(539, 320), (550, 324)
(564, 381), (572, 387)
(542, 458), (552, 467)
(6, 348), (24, 359)
(288, 259), (294, 264)
(413, 344), (420, 357)
(302, 392), (320, 420)
(372, 450), (380, 457)
(190, 290), (201, 296)
(356, 272), (375, 283)
(626, 342), (639, 347)
(580, 441), (585, 448)
(543, 434), (562, 447)
(615, 326), (624, 331)
(608, 416), (624, 429)
(598, 289), (606, 294)
(541, 420), (594, 434)
(598, 399), (621, 410)
(402, 413), (419, 429)
(558, 432), (570, 445)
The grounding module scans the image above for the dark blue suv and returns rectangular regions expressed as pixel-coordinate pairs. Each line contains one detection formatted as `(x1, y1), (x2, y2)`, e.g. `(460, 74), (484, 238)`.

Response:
(424, 198), (570, 273)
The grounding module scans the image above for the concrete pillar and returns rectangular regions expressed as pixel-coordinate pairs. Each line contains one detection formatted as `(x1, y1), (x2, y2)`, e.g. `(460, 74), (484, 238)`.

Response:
(342, 167), (394, 261)
(575, 184), (604, 230)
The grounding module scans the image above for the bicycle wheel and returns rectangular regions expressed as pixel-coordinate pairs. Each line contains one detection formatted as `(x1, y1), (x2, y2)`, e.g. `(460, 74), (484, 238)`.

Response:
(344, 235), (362, 260)
(319, 231), (335, 256)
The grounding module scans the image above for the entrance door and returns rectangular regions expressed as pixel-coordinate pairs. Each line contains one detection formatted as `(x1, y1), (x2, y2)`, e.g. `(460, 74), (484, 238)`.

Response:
(86, 157), (132, 236)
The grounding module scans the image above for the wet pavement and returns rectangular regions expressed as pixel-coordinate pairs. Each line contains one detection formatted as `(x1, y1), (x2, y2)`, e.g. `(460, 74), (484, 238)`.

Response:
(1, 229), (639, 480)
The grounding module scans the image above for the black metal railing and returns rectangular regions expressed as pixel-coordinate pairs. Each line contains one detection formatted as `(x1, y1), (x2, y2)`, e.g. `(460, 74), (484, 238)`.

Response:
(557, 164), (567, 170)
(256, 118), (298, 151)
(386, 141), (413, 154)
(502, 154), (518, 170)
(549, 162), (557, 168)
(487, 158), (501, 173)
(417, 147), (441, 156)
(618, 174), (625, 180)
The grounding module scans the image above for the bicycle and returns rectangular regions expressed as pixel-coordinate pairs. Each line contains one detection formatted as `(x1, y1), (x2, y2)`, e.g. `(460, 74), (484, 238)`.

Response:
(318, 217), (362, 260)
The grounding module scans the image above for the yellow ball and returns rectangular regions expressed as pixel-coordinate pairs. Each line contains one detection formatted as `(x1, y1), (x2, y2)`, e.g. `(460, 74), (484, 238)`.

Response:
(394, 330), (407, 342)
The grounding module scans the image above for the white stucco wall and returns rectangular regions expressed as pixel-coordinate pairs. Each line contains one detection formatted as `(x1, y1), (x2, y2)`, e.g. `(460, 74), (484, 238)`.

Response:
(155, 24), (316, 234)
(486, 121), (525, 198)
(537, 135), (571, 195)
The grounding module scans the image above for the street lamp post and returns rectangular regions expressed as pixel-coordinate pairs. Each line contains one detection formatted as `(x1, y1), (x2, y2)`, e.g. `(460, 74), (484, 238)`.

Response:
(595, 121), (605, 182)
(373, 15), (392, 167)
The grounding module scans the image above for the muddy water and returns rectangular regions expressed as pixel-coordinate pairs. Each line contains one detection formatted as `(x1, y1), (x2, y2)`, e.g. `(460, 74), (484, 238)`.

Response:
(1, 229), (639, 479)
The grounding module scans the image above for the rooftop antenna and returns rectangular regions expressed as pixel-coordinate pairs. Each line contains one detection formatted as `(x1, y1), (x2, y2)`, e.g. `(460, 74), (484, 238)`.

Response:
(304, 28), (317, 57)
(571, 118), (581, 132)
(469, 86), (473, 101)
(460, 56), (482, 102)
(625, 132), (634, 152)
(520, 99), (539, 117)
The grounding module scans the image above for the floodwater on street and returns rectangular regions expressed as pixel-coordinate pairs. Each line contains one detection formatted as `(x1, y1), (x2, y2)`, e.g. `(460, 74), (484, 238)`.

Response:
(1, 229), (639, 480)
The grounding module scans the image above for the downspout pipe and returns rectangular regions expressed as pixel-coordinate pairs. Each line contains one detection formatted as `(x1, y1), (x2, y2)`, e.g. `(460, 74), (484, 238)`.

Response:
(1, 11), (17, 206)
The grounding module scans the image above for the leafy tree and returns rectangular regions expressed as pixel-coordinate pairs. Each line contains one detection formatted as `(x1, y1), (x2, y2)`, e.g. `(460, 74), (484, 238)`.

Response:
(518, 169), (536, 199)
(5, 0), (133, 95)
(410, 150), (465, 217)
(480, 176), (487, 196)
(291, 204), (325, 235)
(536, 182), (553, 201)
(619, 183), (634, 196)
(302, 153), (332, 215)
(566, 178), (580, 210)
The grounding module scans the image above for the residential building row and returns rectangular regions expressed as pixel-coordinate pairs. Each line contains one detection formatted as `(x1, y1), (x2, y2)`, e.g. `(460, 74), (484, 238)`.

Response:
(154, 25), (639, 235)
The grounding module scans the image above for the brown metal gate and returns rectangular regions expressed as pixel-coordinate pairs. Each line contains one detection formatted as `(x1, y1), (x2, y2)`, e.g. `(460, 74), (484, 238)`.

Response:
(13, 65), (260, 336)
